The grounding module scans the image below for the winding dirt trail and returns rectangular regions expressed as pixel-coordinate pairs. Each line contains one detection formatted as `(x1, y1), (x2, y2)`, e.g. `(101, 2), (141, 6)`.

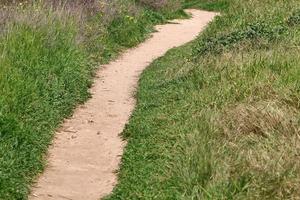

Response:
(30, 10), (216, 200)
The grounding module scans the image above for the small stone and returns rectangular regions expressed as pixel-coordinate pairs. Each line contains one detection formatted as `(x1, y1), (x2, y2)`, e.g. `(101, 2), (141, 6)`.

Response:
(71, 135), (77, 139)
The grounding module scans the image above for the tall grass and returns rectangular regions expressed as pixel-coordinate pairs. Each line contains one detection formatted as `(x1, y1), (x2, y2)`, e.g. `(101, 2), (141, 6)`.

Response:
(107, 0), (300, 199)
(0, 0), (185, 199)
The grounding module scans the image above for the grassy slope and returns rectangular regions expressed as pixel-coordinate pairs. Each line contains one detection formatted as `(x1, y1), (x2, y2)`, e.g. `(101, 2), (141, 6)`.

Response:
(0, 19), (91, 199)
(0, 1), (185, 199)
(108, 0), (300, 199)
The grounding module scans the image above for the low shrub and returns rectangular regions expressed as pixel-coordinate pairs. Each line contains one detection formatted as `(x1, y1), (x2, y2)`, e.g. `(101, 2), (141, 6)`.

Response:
(193, 22), (287, 56)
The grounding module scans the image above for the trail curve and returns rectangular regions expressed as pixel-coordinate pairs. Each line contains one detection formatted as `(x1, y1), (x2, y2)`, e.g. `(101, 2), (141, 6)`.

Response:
(30, 9), (216, 200)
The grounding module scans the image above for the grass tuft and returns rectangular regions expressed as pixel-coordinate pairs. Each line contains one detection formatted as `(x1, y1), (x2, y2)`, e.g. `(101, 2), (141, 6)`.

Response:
(219, 101), (298, 137)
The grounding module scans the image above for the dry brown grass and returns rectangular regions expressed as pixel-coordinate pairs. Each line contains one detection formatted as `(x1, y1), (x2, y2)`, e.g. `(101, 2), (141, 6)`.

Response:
(213, 100), (300, 199)
(139, 0), (168, 9)
(0, 0), (139, 57)
(139, 0), (182, 12)
(220, 100), (299, 137)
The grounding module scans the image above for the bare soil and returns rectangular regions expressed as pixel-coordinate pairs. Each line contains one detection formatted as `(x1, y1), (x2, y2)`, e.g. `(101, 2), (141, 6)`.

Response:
(30, 10), (216, 200)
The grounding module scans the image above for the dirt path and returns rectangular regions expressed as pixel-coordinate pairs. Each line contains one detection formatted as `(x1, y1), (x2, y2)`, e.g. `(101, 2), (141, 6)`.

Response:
(30, 9), (216, 200)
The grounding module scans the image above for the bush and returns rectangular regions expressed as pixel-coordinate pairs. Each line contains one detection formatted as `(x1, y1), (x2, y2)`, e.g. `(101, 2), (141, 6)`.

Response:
(193, 22), (287, 56)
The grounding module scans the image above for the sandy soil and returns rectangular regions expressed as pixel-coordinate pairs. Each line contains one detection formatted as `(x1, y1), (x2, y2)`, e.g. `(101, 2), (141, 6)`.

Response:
(30, 9), (216, 200)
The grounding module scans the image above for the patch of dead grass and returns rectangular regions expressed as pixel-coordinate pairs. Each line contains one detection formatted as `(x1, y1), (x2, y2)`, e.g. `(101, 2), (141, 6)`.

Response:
(219, 100), (298, 137)
(214, 100), (300, 199)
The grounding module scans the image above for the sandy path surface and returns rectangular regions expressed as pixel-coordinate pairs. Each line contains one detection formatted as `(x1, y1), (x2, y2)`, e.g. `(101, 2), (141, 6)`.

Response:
(30, 9), (216, 200)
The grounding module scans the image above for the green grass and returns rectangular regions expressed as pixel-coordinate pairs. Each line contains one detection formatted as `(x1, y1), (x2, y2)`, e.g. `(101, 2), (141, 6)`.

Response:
(0, 19), (92, 199)
(184, 0), (229, 11)
(0, 1), (186, 199)
(107, 0), (300, 199)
